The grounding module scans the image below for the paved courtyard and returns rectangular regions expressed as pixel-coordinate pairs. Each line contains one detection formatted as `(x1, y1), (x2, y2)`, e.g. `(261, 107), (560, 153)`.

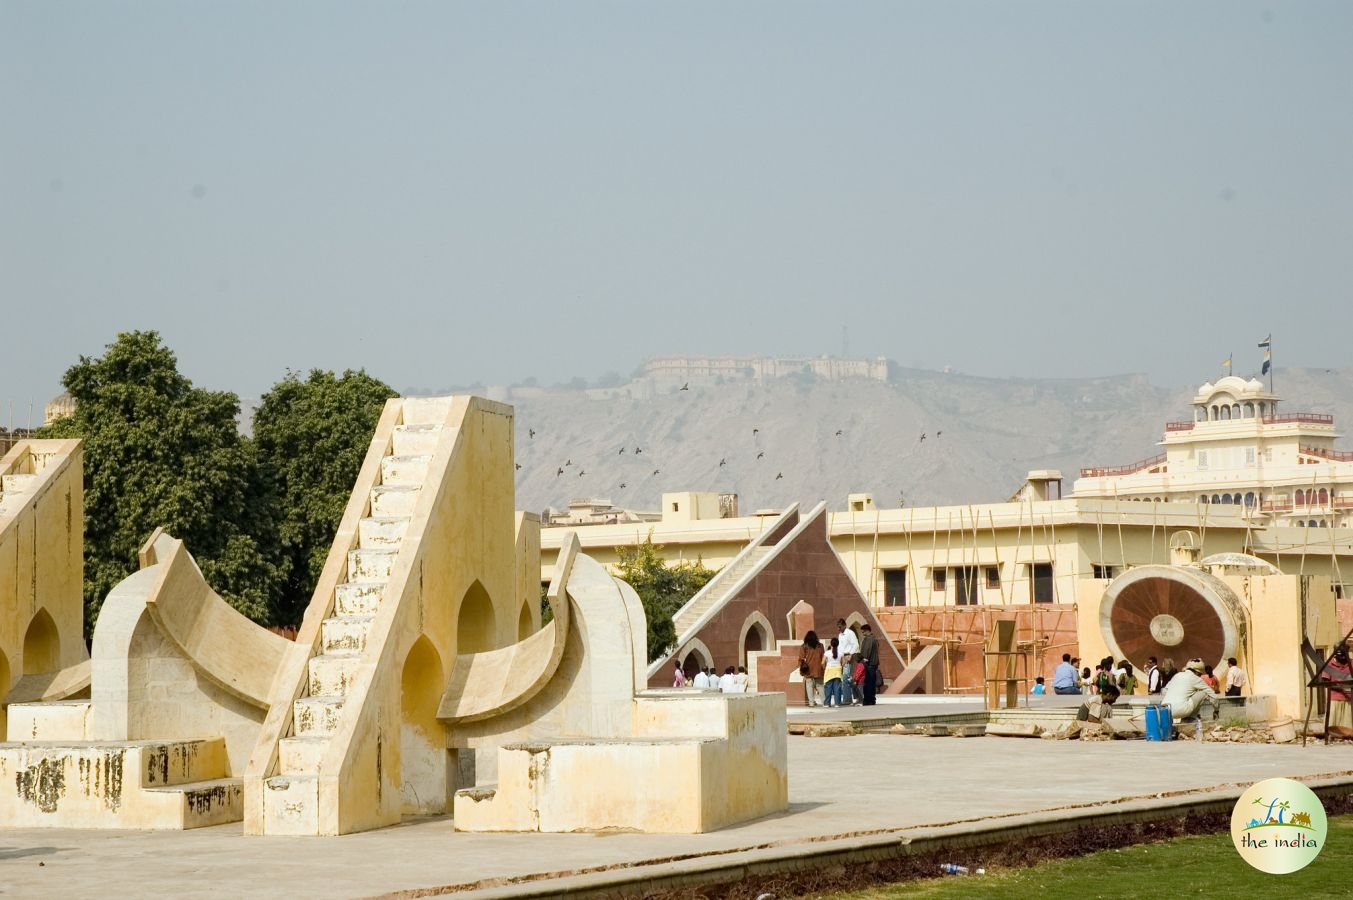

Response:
(4, 730), (1352, 898)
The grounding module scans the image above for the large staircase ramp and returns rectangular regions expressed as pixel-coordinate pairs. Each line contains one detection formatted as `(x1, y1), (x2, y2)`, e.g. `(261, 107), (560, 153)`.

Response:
(1, 439), (88, 733)
(244, 396), (519, 836)
(650, 504), (803, 681)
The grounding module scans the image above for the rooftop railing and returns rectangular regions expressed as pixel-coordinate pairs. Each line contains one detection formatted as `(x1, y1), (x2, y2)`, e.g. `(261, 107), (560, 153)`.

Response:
(1080, 452), (1168, 479)
(1264, 413), (1334, 426)
(1165, 421), (1196, 432)
(1300, 444), (1353, 462)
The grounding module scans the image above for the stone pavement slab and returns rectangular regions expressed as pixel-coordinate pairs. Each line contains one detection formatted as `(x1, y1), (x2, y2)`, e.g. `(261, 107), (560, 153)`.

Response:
(2, 735), (1351, 898)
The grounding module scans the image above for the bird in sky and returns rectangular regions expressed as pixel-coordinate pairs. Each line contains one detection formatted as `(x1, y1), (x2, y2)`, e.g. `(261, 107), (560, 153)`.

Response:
(514, 463), (521, 470)
(529, 429), (535, 438)
(757, 451), (764, 459)
(936, 430), (942, 438)
(775, 472), (784, 480)
(579, 470), (586, 477)
(619, 482), (627, 489)
(635, 447), (643, 454)
(652, 469), (660, 476)
(565, 459), (573, 466)
(719, 458), (727, 467)
(680, 382), (690, 391)
(919, 433), (927, 442)
(556, 467), (564, 476)
(835, 430), (843, 437)
(618, 447), (626, 454)
(752, 427), (759, 435)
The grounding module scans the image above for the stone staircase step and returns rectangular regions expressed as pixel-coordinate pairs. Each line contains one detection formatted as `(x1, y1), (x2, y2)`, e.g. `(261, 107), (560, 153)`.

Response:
(262, 774), (320, 835)
(143, 777), (244, 828)
(370, 484), (421, 517)
(1, 473), (37, 493)
(392, 423), (442, 456)
(308, 652), (363, 697)
(401, 396), (455, 425)
(278, 736), (329, 774)
(334, 582), (385, 616)
(347, 548), (397, 581)
(5, 700), (93, 742)
(358, 516), (410, 548)
(321, 615), (375, 653)
(293, 696), (345, 736)
(380, 455), (431, 486)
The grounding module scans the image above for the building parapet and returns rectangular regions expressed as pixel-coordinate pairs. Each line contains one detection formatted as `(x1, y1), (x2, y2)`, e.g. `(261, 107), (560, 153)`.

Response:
(1080, 453), (1167, 479)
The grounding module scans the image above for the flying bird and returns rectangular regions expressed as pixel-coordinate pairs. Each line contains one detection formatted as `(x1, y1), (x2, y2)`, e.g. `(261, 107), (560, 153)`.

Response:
(752, 427), (759, 435)
(775, 472), (784, 480)
(579, 470), (586, 477)
(619, 482), (627, 489)
(719, 458), (727, 467)
(680, 382), (690, 391)
(565, 458), (573, 466)
(757, 451), (764, 459)
(652, 469), (660, 476)
(634, 447), (642, 454)
(835, 430), (843, 437)
(618, 447), (626, 454)
(919, 433), (926, 442)
(936, 430), (942, 438)
(514, 463), (521, 470)
(556, 467), (564, 476)
(529, 429), (535, 438)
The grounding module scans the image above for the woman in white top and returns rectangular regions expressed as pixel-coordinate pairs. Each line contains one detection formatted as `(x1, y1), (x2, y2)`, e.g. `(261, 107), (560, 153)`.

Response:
(822, 638), (844, 707)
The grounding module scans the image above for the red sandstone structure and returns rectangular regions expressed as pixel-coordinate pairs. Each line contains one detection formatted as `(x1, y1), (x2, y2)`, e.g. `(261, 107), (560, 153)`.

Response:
(646, 503), (909, 704)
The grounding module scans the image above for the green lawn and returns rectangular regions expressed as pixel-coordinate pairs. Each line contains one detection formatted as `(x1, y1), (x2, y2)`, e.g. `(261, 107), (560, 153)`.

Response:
(838, 814), (1353, 899)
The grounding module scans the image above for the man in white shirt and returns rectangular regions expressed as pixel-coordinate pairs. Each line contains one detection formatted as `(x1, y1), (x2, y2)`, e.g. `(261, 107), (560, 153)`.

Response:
(837, 619), (861, 706)
(1163, 658), (1219, 720)
(1223, 657), (1248, 697)
(718, 666), (736, 692)
(693, 668), (711, 689)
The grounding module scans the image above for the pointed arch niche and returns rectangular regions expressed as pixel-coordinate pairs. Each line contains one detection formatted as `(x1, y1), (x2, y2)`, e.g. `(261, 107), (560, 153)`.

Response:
(23, 608), (60, 674)
(457, 580), (497, 655)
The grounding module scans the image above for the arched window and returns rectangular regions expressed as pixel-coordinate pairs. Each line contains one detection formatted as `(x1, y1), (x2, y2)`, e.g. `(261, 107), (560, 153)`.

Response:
(1222, 494), (1233, 505)
(1233, 404), (1242, 419)
(1211, 405), (1219, 420)
(1200, 495), (1209, 504)
(1221, 407), (1231, 421)
(1295, 489), (1306, 506)
(1299, 521), (1307, 527)
(1245, 492), (1256, 507)
(1244, 402), (1254, 418)
(1212, 494), (1222, 504)
(1309, 520), (1320, 528)
(1318, 489), (1330, 506)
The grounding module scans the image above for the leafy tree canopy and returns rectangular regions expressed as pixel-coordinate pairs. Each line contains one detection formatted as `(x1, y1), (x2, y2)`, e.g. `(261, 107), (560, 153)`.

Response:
(252, 368), (396, 626)
(39, 331), (279, 630)
(612, 537), (717, 662)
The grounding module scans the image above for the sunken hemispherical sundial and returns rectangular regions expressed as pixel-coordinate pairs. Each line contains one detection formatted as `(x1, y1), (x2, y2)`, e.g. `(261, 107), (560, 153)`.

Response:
(1099, 565), (1248, 668)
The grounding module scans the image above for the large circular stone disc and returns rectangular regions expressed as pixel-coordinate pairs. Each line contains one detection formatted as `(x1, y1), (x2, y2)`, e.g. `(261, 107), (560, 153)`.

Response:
(1099, 566), (1244, 668)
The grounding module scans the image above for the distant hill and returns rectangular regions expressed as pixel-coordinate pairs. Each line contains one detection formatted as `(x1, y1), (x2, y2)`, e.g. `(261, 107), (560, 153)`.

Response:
(421, 367), (1353, 515)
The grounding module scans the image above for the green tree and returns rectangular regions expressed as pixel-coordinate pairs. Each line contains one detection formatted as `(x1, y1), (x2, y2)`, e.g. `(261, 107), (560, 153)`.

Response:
(39, 331), (279, 630)
(612, 537), (717, 662)
(252, 369), (396, 627)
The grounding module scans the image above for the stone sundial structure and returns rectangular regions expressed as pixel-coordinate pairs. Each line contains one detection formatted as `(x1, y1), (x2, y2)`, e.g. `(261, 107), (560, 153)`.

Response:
(0, 397), (787, 834)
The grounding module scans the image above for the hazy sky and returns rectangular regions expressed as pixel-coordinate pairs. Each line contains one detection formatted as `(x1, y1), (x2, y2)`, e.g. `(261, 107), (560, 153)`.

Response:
(3, 1), (1350, 418)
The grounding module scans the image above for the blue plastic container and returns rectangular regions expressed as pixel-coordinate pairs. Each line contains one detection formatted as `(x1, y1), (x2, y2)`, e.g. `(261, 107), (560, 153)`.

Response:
(1145, 704), (1173, 741)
